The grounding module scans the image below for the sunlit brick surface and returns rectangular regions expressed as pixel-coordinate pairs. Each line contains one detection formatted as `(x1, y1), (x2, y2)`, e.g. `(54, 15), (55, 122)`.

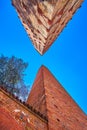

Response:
(27, 66), (87, 130)
(0, 107), (24, 130)
(12, 0), (83, 54)
(0, 88), (48, 130)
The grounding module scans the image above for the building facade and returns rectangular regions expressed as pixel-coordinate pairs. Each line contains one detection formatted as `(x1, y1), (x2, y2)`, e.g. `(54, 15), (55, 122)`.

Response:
(0, 66), (87, 130)
(12, 0), (83, 54)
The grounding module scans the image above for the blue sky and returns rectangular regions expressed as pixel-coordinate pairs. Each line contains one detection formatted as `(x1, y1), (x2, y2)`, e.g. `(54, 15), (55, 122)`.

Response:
(0, 1), (87, 114)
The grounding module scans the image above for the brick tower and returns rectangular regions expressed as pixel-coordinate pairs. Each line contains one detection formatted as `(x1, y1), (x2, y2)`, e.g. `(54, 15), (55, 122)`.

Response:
(27, 65), (87, 130)
(12, 0), (83, 54)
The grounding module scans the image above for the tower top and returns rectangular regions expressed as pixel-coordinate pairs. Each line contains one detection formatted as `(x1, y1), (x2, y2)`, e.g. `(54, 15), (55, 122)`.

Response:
(27, 65), (87, 130)
(12, 0), (83, 54)
(27, 65), (48, 117)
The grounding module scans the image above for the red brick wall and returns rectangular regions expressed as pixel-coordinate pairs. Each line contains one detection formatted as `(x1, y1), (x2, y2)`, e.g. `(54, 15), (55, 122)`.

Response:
(1, 65), (87, 130)
(0, 88), (48, 130)
(0, 107), (24, 130)
(43, 66), (87, 130)
(27, 66), (47, 118)
(12, 0), (83, 54)
(27, 66), (87, 130)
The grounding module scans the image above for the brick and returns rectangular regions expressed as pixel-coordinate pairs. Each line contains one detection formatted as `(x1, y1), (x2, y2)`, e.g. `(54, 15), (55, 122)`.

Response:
(0, 65), (87, 130)
(0, 87), (48, 130)
(27, 65), (87, 130)
(12, 0), (83, 54)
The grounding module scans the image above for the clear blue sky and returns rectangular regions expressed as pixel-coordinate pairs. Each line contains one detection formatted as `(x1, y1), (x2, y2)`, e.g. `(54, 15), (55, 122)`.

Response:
(0, 1), (87, 114)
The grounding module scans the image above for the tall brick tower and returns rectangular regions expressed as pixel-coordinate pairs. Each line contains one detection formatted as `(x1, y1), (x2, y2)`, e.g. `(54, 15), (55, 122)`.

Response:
(27, 65), (87, 130)
(12, 0), (83, 54)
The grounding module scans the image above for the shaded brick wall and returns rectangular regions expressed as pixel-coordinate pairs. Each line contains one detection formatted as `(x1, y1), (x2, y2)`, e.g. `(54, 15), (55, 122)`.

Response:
(27, 66), (47, 118)
(0, 88), (48, 130)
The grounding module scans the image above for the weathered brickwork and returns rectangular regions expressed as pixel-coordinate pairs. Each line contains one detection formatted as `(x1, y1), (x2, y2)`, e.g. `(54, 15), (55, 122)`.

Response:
(27, 66), (87, 130)
(12, 0), (83, 54)
(0, 66), (87, 130)
(0, 107), (24, 130)
(0, 87), (48, 130)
